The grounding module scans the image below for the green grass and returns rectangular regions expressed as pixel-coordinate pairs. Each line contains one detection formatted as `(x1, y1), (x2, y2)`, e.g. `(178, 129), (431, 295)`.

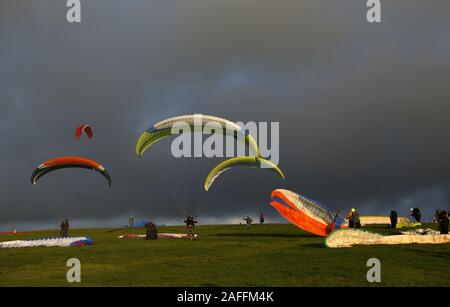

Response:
(0, 224), (449, 286)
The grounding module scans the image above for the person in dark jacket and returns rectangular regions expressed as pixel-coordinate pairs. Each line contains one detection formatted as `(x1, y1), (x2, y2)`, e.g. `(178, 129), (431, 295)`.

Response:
(259, 213), (265, 224)
(434, 210), (441, 223)
(390, 211), (398, 229)
(410, 208), (421, 223)
(346, 209), (361, 228)
(63, 219), (70, 237)
(184, 216), (197, 240)
(243, 216), (253, 227)
(145, 222), (158, 240)
(60, 220), (65, 237)
(437, 211), (449, 235)
(354, 211), (361, 228)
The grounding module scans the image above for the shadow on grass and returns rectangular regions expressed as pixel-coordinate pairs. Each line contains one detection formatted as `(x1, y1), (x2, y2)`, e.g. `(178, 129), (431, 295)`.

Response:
(215, 233), (314, 238)
(404, 247), (450, 260)
(108, 228), (143, 233)
(300, 243), (326, 249)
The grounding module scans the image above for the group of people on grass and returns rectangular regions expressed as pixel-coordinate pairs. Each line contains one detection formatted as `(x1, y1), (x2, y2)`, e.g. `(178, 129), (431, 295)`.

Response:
(242, 214), (265, 227)
(144, 216), (198, 240)
(146, 207), (449, 238)
(59, 208), (449, 240)
(345, 207), (449, 234)
(406, 207), (448, 234)
(143, 213), (262, 240)
(329, 208), (361, 230)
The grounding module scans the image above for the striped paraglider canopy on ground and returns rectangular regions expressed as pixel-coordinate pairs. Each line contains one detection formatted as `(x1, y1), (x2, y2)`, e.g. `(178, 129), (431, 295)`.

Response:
(270, 189), (348, 237)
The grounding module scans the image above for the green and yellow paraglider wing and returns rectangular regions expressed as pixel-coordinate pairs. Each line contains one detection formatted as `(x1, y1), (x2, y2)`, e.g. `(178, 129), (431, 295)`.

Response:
(135, 114), (260, 157)
(204, 156), (285, 191)
(135, 128), (172, 157)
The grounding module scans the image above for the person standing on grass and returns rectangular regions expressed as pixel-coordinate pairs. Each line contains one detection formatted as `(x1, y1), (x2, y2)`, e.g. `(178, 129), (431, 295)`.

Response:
(346, 208), (360, 228)
(64, 219), (70, 237)
(437, 211), (449, 234)
(390, 210), (398, 229)
(348, 209), (361, 228)
(60, 220), (65, 237)
(434, 210), (441, 223)
(346, 209), (354, 228)
(145, 222), (158, 240)
(259, 213), (265, 224)
(184, 216), (197, 240)
(243, 216), (253, 227)
(129, 216), (134, 228)
(355, 211), (361, 228)
(331, 211), (344, 230)
(410, 207), (422, 223)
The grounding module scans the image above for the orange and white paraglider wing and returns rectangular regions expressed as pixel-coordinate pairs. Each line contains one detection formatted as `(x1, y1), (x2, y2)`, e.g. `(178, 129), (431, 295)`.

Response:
(270, 189), (337, 237)
(31, 156), (111, 186)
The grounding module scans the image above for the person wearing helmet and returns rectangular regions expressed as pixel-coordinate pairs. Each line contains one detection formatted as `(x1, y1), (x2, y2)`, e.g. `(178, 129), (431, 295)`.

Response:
(346, 208), (361, 228)
(346, 209), (354, 228)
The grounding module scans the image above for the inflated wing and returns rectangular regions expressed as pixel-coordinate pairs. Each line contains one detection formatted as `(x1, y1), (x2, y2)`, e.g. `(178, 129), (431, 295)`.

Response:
(204, 156), (285, 191)
(270, 189), (347, 236)
(135, 114), (260, 157)
(31, 156), (111, 186)
(75, 124), (93, 139)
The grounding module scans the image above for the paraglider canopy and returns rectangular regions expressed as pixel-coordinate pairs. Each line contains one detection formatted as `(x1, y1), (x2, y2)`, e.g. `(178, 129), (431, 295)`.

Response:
(204, 156), (285, 192)
(135, 114), (267, 216)
(270, 189), (347, 237)
(31, 156), (111, 186)
(135, 114), (260, 157)
(75, 124), (93, 140)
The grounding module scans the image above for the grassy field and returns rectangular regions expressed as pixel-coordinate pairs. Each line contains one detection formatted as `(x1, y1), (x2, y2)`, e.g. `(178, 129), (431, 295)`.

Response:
(0, 224), (449, 286)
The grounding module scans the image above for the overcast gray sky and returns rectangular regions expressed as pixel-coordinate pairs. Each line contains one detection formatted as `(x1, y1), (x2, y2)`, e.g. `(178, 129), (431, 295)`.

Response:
(1, 0), (450, 229)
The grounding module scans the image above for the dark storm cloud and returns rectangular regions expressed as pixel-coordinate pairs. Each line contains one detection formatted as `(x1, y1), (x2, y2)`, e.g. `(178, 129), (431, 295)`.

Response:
(1, 0), (450, 228)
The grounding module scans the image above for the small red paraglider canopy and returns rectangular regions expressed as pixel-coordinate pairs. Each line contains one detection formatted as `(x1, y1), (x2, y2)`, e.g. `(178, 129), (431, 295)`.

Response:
(76, 124), (93, 139)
